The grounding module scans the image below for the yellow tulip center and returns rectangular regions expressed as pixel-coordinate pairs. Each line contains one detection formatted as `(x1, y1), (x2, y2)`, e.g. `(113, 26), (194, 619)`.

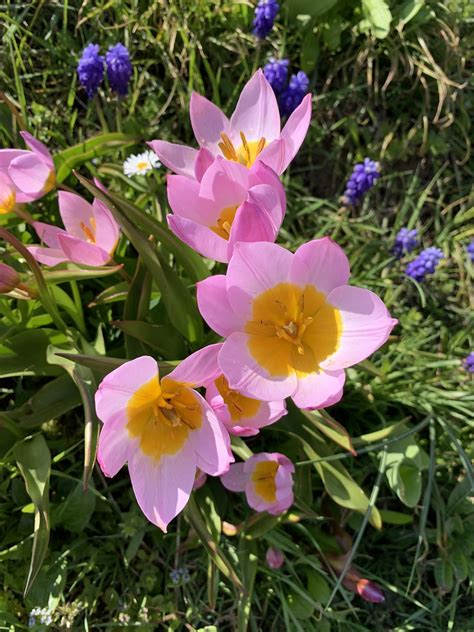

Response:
(43, 170), (56, 194)
(218, 132), (267, 168)
(210, 206), (238, 240)
(126, 376), (202, 461)
(0, 191), (16, 215)
(80, 217), (97, 244)
(245, 283), (342, 378)
(214, 374), (261, 423)
(251, 460), (279, 503)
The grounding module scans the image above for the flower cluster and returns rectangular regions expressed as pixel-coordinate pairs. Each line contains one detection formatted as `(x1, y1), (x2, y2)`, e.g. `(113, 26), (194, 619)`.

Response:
(77, 43), (132, 98)
(263, 59), (310, 117)
(392, 227), (419, 258)
(253, 0), (280, 39)
(342, 158), (380, 206)
(467, 240), (474, 263)
(463, 352), (474, 373)
(405, 247), (444, 282)
(88, 71), (397, 532)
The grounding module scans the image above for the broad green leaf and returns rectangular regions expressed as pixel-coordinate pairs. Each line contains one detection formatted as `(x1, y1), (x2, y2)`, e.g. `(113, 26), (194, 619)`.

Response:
(113, 320), (186, 359)
(384, 435), (429, 507)
(361, 0), (392, 38)
(25, 555), (68, 611)
(379, 509), (413, 525)
(123, 257), (152, 358)
(357, 420), (406, 444)
(14, 434), (51, 596)
(303, 410), (356, 455)
(434, 557), (454, 592)
(393, 0), (425, 27)
(0, 329), (68, 377)
(286, 590), (314, 620)
(306, 569), (331, 605)
(243, 513), (283, 539)
(288, 0), (339, 19)
(53, 482), (96, 533)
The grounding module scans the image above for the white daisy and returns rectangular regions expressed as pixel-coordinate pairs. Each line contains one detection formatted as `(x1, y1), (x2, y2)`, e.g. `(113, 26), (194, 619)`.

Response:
(123, 150), (160, 177)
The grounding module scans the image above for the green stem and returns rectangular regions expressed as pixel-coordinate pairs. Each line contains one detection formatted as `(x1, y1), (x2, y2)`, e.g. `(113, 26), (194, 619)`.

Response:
(70, 280), (87, 335)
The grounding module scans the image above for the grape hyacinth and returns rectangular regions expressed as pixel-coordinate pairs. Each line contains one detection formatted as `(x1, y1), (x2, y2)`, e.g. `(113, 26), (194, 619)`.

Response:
(463, 353), (474, 373)
(405, 247), (444, 282)
(106, 44), (132, 96)
(252, 0), (280, 39)
(467, 240), (474, 263)
(77, 44), (104, 99)
(342, 158), (381, 206)
(278, 71), (310, 117)
(263, 58), (289, 95)
(392, 227), (419, 258)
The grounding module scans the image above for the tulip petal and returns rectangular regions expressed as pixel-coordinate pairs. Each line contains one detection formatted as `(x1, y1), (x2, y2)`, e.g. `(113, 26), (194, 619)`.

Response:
(257, 138), (286, 175)
(148, 140), (198, 178)
(199, 157), (249, 211)
(220, 463), (247, 492)
(230, 70), (280, 143)
(249, 162), (286, 223)
(228, 199), (278, 260)
(197, 274), (245, 337)
(33, 221), (68, 248)
(9, 153), (51, 195)
(27, 246), (69, 266)
(92, 199), (120, 254)
(166, 343), (222, 387)
(291, 237), (350, 295)
(97, 412), (135, 478)
(167, 215), (228, 262)
(167, 175), (219, 224)
(320, 286), (397, 371)
(57, 233), (111, 266)
(129, 441), (196, 531)
(190, 92), (230, 152)
(20, 131), (54, 169)
(278, 93), (312, 172)
(194, 147), (214, 181)
(58, 191), (95, 239)
(219, 332), (297, 401)
(292, 369), (345, 410)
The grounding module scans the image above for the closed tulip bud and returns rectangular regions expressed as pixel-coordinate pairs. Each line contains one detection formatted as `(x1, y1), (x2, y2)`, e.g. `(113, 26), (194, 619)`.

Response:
(356, 578), (385, 603)
(266, 546), (285, 569)
(0, 263), (20, 293)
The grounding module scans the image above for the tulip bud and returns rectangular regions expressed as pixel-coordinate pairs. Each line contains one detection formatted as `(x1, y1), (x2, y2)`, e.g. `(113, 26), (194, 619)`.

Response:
(266, 546), (285, 569)
(222, 521), (238, 537)
(356, 578), (385, 603)
(0, 263), (20, 293)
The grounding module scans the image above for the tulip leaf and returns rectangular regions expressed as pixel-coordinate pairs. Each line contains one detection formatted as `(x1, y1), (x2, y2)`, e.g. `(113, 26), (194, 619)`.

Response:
(237, 537), (258, 632)
(302, 409), (356, 455)
(89, 281), (129, 306)
(0, 329), (69, 377)
(37, 263), (124, 285)
(14, 434), (51, 596)
(114, 320), (187, 359)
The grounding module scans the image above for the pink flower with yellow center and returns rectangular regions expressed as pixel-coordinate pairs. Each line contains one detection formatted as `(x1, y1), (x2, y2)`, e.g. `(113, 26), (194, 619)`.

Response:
(197, 239), (397, 409)
(28, 191), (120, 266)
(221, 453), (294, 515)
(0, 132), (55, 202)
(167, 157), (285, 263)
(0, 174), (16, 215)
(95, 348), (233, 531)
(149, 70), (311, 180)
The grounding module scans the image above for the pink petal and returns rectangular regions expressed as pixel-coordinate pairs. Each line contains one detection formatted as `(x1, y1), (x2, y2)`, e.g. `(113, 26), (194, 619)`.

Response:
(320, 286), (397, 371)
(95, 356), (159, 424)
(228, 199), (278, 260)
(218, 332), (297, 401)
(292, 369), (346, 410)
(27, 246), (69, 266)
(257, 138), (286, 175)
(57, 233), (111, 266)
(9, 153), (52, 196)
(167, 174), (219, 224)
(166, 343), (222, 387)
(148, 140), (198, 178)
(92, 199), (120, 254)
(249, 161), (286, 223)
(278, 93), (312, 172)
(190, 92), (230, 152)
(33, 221), (68, 248)
(194, 147), (215, 181)
(189, 390), (233, 475)
(247, 181), (284, 227)
(220, 462), (248, 492)
(196, 274), (245, 337)
(230, 70), (280, 143)
(167, 215), (228, 263)
(199, 157), (249, 211)
(129, 441), (196, 531)
(0, 149), (29, 171)
(20, 131), (54, 169)
(97, 412), (135, 477)
(290, 237), (350, 295)
(58, 191), (95, 239)
(226, 241), (293, 321)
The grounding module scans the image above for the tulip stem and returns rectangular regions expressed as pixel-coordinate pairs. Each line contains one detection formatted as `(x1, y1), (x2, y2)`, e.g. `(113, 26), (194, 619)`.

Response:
(13, 205), (35, 224)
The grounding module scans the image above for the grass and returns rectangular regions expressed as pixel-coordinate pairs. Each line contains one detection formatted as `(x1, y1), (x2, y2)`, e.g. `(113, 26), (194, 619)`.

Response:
(0, 0), (473, 630)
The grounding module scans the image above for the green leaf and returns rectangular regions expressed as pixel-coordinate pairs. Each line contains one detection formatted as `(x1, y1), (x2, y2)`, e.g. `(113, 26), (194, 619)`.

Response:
(303, 409), (356, 455)
(434, 557), (454, 592)
(53, 482), (96, 533)
(288, 0), (339, 19)
(306, 569), (331, 605)
(384, 436), (429, 507)
(57, 352), (177, 379)
(286, 590), (314, 620)
(361, 0), (392, 38)
(34, 263), (124, 286)
(393, 0), (425, 27)
(25, 555), (68, 611)
(237, 538), (258, 632)
(14, 434), (51, 596)
(379, 509), (413, 525)
(113, 320), (186, 359)
(0, 329), (68, 377)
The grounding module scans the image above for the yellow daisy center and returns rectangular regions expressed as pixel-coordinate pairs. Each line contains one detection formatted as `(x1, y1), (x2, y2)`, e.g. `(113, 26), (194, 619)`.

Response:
(214, 374), (260, 424)
(218, 132), (267, 168)
(136, 161), (149, 171)
(244, 282), (342, 378)
(126, 376), (202, 461)
(251, 460), (279, 503)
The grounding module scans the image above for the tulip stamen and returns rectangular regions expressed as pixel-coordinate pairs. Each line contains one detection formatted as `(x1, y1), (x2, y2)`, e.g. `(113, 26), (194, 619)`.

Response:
(218, 132), (238, 162)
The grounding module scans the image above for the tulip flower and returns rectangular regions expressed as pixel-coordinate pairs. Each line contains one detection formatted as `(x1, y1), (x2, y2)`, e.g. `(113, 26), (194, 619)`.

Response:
(221, 452), (294, 515)
(0, 132), (55, 202)
(197, 238), (397, 409)
(0, 174), (16, 214)
(167, 157), (285, 263)
(149, 70), (311, 180)
(0, 263), (20, 293)
(266, 546), (285, 569)
(95, 346), (233, 531)
(28, 191), (120, 266)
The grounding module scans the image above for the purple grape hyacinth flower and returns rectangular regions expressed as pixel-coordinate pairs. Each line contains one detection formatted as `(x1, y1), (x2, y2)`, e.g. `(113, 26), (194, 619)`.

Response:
(263, 58), (289, 95)
(342, 158), (381, 206)
(405, 247), (444, 282)
(467, 240), (474, 263)
(253, 0), (280, 39)
(278, 71), (310, 117)
(77, 44), (104, 99)
(463, 352), (474, 373)
(393, 227), (419, 258)
(106, 44), (132, 96)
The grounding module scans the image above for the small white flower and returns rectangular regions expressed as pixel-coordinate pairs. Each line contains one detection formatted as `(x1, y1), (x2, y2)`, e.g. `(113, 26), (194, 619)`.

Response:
(123, 150), (160, 177)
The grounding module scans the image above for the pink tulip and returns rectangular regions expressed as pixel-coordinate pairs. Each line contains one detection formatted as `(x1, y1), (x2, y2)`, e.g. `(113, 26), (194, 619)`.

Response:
(266, 547), (285, 570)
(28, 191), (120, 266)
(95, 346), (233, 531)
(167, 157), (285, 262)
(149, 70), (311, 180)
(193, 468), (207, 490)
(221, 452), (294, 515)
(0, 263), (20, 293)
(0, 132), (55, 203)
(197, 238), (397, 409)
(0, 174), (16, 214)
